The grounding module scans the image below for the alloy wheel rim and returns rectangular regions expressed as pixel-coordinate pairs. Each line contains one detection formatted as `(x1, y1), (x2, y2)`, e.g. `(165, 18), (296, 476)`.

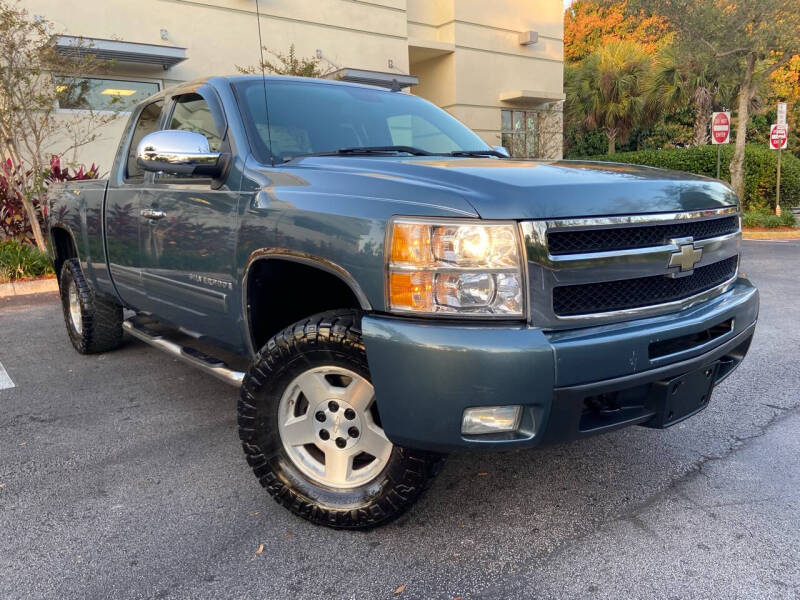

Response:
(68, 280), (82, 335)
(277, 366), (392, 489)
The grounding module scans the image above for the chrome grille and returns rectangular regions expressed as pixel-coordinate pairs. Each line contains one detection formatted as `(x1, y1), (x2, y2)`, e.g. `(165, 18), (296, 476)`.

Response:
(547, 215), (739, 255)
(521, 207), (741, 328)
(552, 256), (739, 316)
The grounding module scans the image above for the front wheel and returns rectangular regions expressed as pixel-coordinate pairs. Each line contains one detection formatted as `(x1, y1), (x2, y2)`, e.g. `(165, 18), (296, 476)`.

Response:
(238, 310), (444, 529)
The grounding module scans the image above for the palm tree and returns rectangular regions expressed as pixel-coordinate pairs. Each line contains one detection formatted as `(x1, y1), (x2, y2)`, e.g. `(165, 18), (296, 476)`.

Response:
(566, 41), (652, 154)
(648, 45), (731, 146)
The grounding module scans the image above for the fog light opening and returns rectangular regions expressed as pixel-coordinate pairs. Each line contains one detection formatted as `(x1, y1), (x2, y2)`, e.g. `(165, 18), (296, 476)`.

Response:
(461, 406), (522, 435)
(584, 392), (621, 416)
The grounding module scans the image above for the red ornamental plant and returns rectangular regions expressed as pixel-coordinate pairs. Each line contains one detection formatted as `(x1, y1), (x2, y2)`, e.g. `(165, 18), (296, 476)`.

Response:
(48, 155), (99, 183)
(0, 156), (99, 246)
(0, 159), (31, 244)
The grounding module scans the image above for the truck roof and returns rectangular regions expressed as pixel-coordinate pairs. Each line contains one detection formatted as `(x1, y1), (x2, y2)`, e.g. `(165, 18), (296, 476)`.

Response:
(141, 73), (398, 107)
(226, 74), (396, 90)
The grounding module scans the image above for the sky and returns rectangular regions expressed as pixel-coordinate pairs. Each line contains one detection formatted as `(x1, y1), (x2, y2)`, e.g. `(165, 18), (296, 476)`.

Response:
(564, 0), (573, 9)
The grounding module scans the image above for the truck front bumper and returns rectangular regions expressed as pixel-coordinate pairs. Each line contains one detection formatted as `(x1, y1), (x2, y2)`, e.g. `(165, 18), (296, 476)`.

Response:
(362, 277), (759, 452)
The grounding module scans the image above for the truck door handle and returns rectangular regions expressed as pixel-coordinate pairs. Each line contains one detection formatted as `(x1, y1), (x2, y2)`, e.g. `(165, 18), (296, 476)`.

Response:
(140, 209), (166, 220)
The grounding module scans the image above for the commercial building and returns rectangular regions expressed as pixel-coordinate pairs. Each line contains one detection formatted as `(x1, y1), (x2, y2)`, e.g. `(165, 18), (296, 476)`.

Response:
(25, 0), (565, 168)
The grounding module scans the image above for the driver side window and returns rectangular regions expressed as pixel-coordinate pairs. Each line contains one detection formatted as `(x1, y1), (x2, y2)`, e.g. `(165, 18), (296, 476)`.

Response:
(168, 93), (222, 152)
(126, 100), (163, 181)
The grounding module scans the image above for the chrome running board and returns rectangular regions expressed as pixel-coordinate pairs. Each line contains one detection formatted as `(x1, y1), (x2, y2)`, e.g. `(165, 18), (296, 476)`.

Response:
(123, 319), (245, 388)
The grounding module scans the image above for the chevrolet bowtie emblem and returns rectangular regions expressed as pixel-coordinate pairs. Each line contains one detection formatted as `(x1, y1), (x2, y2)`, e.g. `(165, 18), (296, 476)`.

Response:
(668, 238), (703, 273)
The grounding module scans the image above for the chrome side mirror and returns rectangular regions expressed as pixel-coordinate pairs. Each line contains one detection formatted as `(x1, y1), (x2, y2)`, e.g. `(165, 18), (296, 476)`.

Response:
(493, 145), (510, 158)
(136, 130), (221, 177)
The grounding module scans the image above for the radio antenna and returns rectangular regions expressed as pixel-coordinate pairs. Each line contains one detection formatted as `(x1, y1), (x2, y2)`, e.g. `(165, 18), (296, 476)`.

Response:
(255, 0), (274, 166)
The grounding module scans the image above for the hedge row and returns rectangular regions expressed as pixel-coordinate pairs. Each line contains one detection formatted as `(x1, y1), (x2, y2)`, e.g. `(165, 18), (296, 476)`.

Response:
(742, 210), (797, 229)
(585, 145), (800, 211)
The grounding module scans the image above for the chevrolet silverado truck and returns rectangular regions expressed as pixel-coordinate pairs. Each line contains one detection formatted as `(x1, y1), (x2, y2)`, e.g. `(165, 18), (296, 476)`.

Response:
(47, 75), (758, 529)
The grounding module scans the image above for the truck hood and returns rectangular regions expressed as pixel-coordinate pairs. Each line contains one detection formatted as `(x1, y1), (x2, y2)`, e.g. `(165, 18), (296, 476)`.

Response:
(290, 156), (738, 219)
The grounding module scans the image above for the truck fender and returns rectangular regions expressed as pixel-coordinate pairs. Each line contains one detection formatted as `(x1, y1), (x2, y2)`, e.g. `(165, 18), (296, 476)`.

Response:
(240, 248), (372, 356)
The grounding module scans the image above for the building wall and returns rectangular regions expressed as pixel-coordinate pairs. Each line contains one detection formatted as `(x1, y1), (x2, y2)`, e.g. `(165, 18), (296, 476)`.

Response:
(407, 0), (564, 155)
(22, 0), (563, 169)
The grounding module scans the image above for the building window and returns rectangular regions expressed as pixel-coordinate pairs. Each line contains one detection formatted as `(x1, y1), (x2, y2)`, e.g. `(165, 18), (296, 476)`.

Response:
(501, 109), (539, 158)
(55, 76), (160, 113)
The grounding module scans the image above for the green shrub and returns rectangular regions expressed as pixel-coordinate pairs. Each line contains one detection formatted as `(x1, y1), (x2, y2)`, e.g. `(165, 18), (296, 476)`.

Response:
(581, 145), (800, 211)
(742, 210), (797, 229)
(0, 240), (54, 283)
(565, 126), (609, 158)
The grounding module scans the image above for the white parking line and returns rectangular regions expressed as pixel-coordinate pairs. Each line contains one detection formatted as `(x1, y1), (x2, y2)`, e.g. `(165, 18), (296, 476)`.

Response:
(0, 361), (14, 390)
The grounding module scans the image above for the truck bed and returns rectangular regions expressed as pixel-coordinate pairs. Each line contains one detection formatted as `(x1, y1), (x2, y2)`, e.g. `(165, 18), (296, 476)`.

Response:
(48, 179), (110, 292)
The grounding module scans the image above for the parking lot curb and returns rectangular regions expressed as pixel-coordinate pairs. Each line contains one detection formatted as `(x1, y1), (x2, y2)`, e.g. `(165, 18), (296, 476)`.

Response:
(0, 277), (58, 298)
(742, 229), (800, 241)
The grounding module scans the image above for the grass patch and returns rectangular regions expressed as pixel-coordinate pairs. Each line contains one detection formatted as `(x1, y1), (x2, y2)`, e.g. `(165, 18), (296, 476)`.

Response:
(742, 210), (797, 229)
(0, 240), (54, 283)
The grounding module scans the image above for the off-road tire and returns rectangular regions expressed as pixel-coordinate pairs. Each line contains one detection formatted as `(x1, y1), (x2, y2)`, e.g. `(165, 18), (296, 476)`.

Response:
(238, 310), (445, 529)
(59, 259), (123, 354)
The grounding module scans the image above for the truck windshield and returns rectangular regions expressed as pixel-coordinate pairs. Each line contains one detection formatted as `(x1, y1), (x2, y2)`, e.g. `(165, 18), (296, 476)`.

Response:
(234, 79), (493, 164)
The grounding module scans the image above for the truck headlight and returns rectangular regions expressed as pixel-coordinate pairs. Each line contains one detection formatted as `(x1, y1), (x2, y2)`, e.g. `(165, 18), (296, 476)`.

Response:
(386, 218), (525, 317)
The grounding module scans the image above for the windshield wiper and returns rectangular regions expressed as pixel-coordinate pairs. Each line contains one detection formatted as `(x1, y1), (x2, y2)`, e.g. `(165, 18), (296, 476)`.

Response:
(337, 147), (508, 158)
(283, 146), (500, 162)
(284, 146), (435, 162)
(448, 149), (507, 158)
(335, 145), (434, 156)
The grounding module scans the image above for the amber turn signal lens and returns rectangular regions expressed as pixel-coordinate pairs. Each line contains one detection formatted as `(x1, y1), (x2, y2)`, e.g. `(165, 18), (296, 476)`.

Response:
(390, 223), (431, 266)
(388, 271), (434, 311)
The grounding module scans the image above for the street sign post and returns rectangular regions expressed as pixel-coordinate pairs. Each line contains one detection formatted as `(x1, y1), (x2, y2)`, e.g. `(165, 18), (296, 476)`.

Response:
(777, 102), (787, 127)
(711, 111), (730, 179)
(770, 123), (789, 214)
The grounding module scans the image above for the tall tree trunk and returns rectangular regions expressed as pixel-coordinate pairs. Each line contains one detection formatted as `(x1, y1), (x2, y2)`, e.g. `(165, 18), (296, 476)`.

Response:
(607, 130), (616, 154)
(693, 99), (710, 147)
(730, 52), (757, 200)
(20, 193), (47, 251)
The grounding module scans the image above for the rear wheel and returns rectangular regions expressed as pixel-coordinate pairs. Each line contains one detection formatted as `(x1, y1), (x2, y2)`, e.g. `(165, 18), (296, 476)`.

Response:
(238, 310), (444, 529)
(59, 259), (123, 354)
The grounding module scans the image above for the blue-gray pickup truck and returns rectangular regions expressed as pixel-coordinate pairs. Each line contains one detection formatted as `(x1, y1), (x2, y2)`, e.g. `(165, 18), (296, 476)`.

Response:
(48, 75), (758, 529)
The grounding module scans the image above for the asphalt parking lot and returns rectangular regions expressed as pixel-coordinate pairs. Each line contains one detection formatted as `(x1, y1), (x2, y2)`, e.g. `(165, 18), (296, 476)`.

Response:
(1, 240), (798, 600)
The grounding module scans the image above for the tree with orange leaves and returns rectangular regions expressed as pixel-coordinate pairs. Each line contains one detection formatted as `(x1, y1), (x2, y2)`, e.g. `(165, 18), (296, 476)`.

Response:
(564, 0), (670, 65)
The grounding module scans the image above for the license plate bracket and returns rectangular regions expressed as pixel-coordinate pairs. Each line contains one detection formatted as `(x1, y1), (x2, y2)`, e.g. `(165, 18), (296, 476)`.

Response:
(644, 362), (719, 428)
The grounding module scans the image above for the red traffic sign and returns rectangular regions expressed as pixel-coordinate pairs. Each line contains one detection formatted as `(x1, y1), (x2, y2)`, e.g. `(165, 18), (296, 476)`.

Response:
(770, 124), (788, 150)
(711, 112), (730, 144)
